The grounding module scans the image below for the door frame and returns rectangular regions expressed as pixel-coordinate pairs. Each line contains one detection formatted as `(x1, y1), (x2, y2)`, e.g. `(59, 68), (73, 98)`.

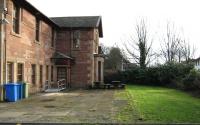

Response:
(56, 65), (71, 88)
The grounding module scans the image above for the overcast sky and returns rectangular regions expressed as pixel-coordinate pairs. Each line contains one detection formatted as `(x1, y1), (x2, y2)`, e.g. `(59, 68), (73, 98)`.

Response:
(27, 0), (200, 58)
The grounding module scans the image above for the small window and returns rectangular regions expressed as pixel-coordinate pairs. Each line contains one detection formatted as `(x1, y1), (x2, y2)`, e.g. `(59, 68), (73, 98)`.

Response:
(7, 62), (13, 83)
(12, 2), (20, 34)
(51, 28), (56, 47)
(35, 18), (40, 41)
(73, 30), (80, 48)
(51, 66), (53, 81)
(17, 63), (23, 82)
(31, 64), (36, 84)
(46, 65), (49, 81)
(40, 65), (43, 84)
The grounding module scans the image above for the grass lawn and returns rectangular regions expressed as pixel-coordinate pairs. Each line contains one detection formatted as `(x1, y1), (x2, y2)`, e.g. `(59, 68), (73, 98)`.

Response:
(115, 85), (200, 123)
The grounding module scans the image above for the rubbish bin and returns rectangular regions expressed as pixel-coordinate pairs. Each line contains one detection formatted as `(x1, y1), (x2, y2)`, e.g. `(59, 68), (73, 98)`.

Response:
(4, 83), (20, 102)
(22, 83), (29, 98)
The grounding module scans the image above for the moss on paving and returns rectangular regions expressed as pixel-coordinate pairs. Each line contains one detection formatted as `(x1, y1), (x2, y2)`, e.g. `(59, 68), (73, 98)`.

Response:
(114, 90), (140, 123)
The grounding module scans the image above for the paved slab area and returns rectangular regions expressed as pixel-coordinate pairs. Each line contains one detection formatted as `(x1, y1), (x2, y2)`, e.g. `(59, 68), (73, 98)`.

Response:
(0, 89), (127, 123)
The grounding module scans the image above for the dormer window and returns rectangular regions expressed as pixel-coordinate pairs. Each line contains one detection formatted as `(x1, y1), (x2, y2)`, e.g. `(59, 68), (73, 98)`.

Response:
(73, 30), (80, 48)
(12, 2), (20, 34)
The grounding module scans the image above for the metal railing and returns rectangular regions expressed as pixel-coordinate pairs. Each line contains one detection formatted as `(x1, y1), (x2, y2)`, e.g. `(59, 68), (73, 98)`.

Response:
(44, 80), (49, 90)
(57, 79), (66, 89)
(44, 79), (67, 90)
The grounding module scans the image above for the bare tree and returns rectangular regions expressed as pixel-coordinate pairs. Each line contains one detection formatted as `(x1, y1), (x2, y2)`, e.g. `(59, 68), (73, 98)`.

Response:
(125, 19), (153, 68)
(100, 43), (110, 55)
(161, 23), (181, 63)
(181, 40), (196, 63)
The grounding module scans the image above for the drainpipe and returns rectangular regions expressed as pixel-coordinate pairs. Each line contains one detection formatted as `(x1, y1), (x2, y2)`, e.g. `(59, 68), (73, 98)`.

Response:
(0, 0), (8, 101)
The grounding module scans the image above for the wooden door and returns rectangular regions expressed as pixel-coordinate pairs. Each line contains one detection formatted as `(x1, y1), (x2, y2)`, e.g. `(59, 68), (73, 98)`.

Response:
(57, 67), (67, 81)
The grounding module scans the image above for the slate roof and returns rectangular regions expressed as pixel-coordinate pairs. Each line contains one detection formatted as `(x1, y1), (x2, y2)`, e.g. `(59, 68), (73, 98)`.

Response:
(21, 1), (103, 37)
(50, 16), (103, 37)
(50, 16), (99, 27)
(20, 0), (59, 28)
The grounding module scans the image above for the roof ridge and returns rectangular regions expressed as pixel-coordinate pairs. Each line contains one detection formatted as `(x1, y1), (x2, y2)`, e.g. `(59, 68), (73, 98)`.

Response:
(50, 16), (101, 19)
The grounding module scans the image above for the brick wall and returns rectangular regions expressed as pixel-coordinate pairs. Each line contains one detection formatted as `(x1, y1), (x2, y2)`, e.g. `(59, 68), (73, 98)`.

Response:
(5, 0), (55, 94)
(56, 30), (71, 55)
(3, 0), (103, 91)
(56, 28), (96, 88)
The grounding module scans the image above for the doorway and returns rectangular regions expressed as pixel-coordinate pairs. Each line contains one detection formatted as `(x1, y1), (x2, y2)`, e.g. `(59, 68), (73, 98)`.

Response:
(57, 67), (67, 81)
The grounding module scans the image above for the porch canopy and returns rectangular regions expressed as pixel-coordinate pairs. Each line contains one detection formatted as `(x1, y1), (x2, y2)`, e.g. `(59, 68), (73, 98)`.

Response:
(51, 52), (74, 66)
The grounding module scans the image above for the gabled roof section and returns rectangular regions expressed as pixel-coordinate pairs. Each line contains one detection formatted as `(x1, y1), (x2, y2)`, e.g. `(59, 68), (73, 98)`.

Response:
(16, 0), (59, 28)
(50, 16), (103, 37)
(14, 1), (103, 37)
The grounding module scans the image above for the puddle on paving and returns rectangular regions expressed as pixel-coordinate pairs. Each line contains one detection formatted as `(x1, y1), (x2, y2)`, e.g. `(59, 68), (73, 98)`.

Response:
(44, 105), (56, 108)
(40, 98), (55, 102)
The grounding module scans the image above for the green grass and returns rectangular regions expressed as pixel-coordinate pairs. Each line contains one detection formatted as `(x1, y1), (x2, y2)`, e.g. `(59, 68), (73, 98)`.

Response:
(116, 85), (200, 123)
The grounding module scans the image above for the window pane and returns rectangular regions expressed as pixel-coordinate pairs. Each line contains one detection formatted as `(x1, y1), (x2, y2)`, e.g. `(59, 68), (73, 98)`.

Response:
(46, 66), (49, 80)
(51, 29), (55, 47)
(73, 30), (80, 48)
(13, 3), (20, 34)
(35, 19), (40, 41)
(40, 65), (43, 84)
(17, 63), (23, 82)
(51, 66), (53, 81)
(7, 62), (13, 83)
(32, 64), (36, 84)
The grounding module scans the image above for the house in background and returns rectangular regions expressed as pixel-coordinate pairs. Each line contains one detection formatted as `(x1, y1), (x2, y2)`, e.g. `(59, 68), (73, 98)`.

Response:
(192, 57), (200, 70)
(0, 0), (104, 96)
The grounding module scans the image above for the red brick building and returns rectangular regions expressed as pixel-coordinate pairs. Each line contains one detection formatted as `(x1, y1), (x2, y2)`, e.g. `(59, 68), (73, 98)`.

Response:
(0, 0), (104, 96)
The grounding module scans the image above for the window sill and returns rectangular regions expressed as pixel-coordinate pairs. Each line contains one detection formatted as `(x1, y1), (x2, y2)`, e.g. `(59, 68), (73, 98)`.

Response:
(50, 46), (55, 50)
(34, 40), (41, 45)
(72, 48), (81, 51)
(11, 31), (21, 38)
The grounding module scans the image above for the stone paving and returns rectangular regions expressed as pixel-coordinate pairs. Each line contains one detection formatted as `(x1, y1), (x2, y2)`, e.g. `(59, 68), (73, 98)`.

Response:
(0, 89), (127, 123)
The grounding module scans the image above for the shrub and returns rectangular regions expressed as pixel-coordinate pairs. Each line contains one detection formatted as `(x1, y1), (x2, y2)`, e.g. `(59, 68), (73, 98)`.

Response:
(104, 70), (122, 84)
(104, 62), (197, 90)
(183, 69), (200, 90)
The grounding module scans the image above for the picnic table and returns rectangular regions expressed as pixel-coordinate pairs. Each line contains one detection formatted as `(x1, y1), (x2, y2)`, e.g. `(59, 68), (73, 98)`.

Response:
(112, 81), (121, 88)
(104, 81), (126, 89)
(93, 81), (126, 89)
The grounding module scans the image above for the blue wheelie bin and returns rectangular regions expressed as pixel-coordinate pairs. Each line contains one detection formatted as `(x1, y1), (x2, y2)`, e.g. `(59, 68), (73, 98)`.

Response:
(4, 83), (20, 102)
